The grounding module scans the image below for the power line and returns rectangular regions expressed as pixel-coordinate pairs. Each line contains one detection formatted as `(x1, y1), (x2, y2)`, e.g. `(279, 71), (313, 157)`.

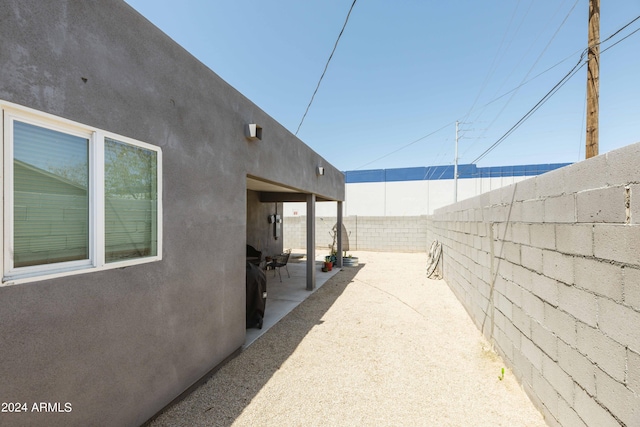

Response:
(600, 14), (640, 45)
(353, 45), (580, 172)
(470, 14), (640, 165)
(463, 0), (567, 129)
(353, 13), (639, 172)
(473, 48), (584, 111)
(460, 0), (524, 125)
(353, 121), (454, 170)
(471, 57), (585, 164)
(601, 22), (640, 53)
(353, 46), (580, 172)
(463, 0), (579, 160)
(358, 2), (571, 171)
(295, 0), (357, 136)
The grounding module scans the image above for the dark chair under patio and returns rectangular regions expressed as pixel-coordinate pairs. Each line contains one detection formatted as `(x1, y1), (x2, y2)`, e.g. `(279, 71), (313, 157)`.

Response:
(267, 249), (291, 282)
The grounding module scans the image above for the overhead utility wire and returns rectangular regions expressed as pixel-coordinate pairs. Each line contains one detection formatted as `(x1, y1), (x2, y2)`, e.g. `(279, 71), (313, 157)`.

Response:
(460, 0), (523, 125)
(471, 57), (585, 164)
(463, 0), (548, 127)
(475, 13), (638, 115)
(354, 121), (454, 170)
(354, 49), (580, 171)
(601, 14), (640, 45)
(462, 0), (579, 160)
(294, 0), (357, 136)
(354, 49), (582, 171)
(601, 25), (640, 53)
(470, 15), (640, 164)
(357, 0), (579, 173)
(473, 48), (583, 110)
(353, 14), (639, 172)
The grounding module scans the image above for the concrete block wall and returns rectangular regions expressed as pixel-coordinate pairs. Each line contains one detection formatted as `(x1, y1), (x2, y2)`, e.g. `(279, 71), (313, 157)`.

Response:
(426, 142), (640, 426)
(284, 215), (429, 253)
(282, 216), (337, 253)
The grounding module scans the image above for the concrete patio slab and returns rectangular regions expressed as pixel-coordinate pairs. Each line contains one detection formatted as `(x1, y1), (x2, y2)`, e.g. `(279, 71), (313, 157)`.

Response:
(245, 251), (342, 348)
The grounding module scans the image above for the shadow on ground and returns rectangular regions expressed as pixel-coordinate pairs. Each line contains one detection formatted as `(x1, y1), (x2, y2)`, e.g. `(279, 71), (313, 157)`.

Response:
(148, 264), (364, 427)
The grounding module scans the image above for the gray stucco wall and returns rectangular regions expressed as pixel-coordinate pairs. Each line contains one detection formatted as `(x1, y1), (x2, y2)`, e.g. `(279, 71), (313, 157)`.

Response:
(0, 1), (343, 426)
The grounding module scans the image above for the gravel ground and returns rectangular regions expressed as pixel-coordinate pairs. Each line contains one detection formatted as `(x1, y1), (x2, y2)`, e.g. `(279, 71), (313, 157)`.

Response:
(150, 251), (547, 427)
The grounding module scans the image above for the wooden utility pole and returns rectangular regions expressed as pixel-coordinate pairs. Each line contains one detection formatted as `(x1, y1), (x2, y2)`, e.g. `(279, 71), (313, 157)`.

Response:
(586, 0), (600, 158)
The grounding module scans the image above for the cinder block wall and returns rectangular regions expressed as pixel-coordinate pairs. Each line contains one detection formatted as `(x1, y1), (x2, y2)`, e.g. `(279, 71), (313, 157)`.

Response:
(284, 216), (429, 253)
(427, 142), (640, 427)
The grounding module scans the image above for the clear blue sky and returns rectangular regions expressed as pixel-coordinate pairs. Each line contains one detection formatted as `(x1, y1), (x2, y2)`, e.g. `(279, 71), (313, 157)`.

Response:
(124, 0), (640, 172)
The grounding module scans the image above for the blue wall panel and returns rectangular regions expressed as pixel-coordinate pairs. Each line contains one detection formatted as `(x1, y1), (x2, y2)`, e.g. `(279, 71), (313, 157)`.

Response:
(345, 163), (571, 183)
(385, 167), (429, 182)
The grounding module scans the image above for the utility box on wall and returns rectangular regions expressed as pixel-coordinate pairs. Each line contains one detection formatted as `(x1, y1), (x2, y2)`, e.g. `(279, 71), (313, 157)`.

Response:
(269, 214), (282, 239)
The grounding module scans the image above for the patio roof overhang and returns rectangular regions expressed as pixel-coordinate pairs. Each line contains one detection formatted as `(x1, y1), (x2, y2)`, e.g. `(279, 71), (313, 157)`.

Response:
(247, 176), (337, 202)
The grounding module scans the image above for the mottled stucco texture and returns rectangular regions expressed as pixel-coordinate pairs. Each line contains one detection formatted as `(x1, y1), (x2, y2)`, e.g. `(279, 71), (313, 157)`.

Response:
(0, 1), (343, 426)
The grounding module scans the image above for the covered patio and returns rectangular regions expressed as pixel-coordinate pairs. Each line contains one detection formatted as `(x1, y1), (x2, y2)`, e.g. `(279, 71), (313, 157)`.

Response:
(245, 251), (343, 347)
(247, 176), (345, 292)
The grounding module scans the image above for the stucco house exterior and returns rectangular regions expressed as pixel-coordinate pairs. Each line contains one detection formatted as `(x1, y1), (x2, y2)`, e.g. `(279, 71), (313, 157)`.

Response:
(0, 1), (344, 425)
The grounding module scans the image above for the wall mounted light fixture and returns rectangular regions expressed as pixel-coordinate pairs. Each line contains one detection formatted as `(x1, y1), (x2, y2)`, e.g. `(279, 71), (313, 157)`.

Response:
(316, 166), (325, 176)
(246, 124), (262, 141)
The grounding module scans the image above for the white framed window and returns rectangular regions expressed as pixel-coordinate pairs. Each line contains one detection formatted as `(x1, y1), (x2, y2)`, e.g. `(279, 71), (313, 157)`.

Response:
(1, 101), (162, 284)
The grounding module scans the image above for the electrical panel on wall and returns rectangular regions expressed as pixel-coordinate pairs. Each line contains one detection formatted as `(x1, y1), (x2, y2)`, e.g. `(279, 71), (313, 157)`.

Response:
(274, 215), (281, 239)
(267, 214), (282, 239)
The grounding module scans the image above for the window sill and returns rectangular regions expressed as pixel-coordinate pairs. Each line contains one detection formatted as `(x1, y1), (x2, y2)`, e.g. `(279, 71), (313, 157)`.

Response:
(2, 255), (162, 286)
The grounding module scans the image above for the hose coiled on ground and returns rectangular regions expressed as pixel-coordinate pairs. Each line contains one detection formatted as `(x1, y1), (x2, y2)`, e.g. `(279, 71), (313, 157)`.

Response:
(426, 240), (442, 279)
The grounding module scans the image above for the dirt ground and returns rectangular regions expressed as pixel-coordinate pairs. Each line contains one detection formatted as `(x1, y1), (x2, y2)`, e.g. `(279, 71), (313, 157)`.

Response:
(150, 251), (547, 427)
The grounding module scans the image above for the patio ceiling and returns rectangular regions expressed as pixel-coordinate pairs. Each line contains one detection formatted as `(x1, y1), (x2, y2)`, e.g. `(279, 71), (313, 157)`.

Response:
(247, 176), (335, 202)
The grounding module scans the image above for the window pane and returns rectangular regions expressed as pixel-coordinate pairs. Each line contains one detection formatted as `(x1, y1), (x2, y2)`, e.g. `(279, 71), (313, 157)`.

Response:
(13, 121), (89, 267)
(105, 138), (157, 263)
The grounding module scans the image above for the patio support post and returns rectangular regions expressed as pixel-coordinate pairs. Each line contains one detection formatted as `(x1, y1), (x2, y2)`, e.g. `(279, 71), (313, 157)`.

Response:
(336, 201), (343, 268)
(306, 193), (316, 291)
